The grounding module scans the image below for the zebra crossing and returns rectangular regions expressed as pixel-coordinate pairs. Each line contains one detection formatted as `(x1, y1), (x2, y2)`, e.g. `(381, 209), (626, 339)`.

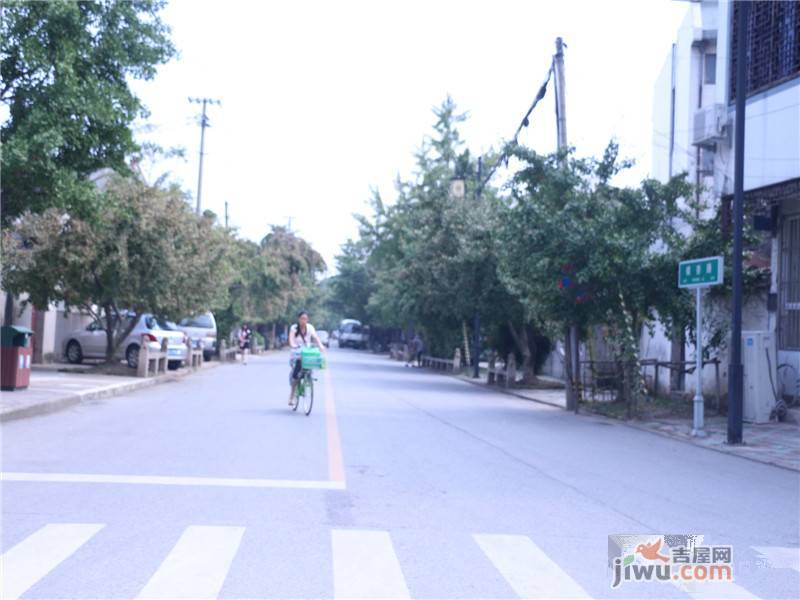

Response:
(1, 523), (797, 599)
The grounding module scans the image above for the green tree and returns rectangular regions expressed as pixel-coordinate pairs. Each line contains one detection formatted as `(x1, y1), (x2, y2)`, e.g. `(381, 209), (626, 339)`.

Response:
(327, 240), (373, 323)
(497, 143), (694, 406)
(212, 226), (326, 346)
(1, 0), (175, 221)
(335, 98), (540, 377)
(2, 175), (232, 362)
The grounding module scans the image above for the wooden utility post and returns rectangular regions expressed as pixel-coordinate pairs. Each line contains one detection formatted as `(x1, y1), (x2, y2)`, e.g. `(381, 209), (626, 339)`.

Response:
(189, 97), (221, 216)
(553, 37), (579, 412)
(554, 37), (568, 150)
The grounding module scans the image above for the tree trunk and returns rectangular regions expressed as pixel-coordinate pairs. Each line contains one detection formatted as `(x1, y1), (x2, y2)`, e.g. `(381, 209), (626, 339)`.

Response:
(669, 329), (685, 393)
(564, 329), (576, 410)
(507, 321), (537, 385)
(103, 305), (138, 364)
(104, 304), (116, 363)
(462, 320), (471, 366)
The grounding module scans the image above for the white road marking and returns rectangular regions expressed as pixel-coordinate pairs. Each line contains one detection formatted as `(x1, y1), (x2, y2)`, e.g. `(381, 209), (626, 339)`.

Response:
(332, 529), (410, 599)
(1, 471), (346, 490)
(137, 525), (244, 599)
(752, 546), (800, 572)
(474, 533), (590, 599)
(1, 523), (104, 600)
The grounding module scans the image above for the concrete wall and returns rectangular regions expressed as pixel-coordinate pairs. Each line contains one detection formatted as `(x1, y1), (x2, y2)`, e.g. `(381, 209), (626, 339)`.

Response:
(54, 308), (94, 361)
(540, 341), (566, 380)
(641, 292), (769, 399)
(1, 292), (94, 362)
(712, 0), (800, 394)
(649, 0), (800, 403)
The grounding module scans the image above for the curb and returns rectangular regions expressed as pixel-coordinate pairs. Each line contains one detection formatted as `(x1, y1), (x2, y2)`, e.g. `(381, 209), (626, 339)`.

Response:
(449, 370), (800, 473)
(455, 374), (566, 409)
(615, 418), (800, 474)
(1, 361), (225, 423)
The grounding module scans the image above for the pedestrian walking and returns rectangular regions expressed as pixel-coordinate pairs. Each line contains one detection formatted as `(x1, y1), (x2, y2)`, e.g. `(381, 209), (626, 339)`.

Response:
(404, 337), (413, 368)
(414, 333), (425, 367)
(239, 323), (252, 365)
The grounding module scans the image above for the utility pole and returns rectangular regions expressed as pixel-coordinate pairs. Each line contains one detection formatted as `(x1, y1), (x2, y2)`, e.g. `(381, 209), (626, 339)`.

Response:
(189, 97), (221, 215)
(728, 0), (750, 445)
(554, 37), (568, 151)
(224, 201), (229, 228)
(473, 156), (483, 379)
(553, 37), (578, 412)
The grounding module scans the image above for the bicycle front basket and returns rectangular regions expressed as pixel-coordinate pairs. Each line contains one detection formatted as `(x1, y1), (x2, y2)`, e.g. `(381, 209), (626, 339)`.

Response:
(300, 347), (324, 369)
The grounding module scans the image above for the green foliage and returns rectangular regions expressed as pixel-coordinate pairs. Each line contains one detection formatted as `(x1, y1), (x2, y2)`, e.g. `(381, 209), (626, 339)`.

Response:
(212, 226), (326, 343)
(2, 175), (231, 359)
(497, 144), (695, 350)
(1, 0), (175, 221)
(341, 98), (490, 355)
(329, 98), (536, 369)
(327, 240), (372, 323)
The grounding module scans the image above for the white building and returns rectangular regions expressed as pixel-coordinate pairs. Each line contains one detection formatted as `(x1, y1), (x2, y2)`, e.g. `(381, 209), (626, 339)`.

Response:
(650, 0), (800, 402)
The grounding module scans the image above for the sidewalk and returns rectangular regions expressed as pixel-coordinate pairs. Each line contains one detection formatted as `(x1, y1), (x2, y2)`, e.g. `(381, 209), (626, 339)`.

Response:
(1, 361), (221, 422)
(627, 414), (800, 473)
(455, 370), (800, 472)
(457, 371), (567, 409)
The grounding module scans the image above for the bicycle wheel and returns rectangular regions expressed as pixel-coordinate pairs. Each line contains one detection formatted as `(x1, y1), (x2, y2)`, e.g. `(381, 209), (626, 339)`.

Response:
(303, 371), (314, 416)
(292, 379), (300, 412)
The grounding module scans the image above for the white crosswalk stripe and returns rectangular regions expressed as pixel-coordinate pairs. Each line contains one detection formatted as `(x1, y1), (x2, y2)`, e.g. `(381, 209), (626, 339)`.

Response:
(136, 525), (244, 599)
(474, 533), (591, 599)
(0, 523), (104, 600)
(3, 523), (790, 599)
(332, 529), (411, 599)
(752, 546), (800, 572)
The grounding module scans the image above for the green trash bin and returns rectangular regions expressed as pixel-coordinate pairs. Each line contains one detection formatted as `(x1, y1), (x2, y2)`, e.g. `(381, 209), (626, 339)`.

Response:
(1, 325), (34, 390)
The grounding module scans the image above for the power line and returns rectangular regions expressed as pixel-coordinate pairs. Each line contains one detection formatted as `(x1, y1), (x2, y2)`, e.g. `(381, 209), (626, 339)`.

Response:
(477, 57), (556, 194)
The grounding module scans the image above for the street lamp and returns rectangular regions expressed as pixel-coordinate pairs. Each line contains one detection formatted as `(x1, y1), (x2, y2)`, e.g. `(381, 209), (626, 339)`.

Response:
(449, 176), (466, 201)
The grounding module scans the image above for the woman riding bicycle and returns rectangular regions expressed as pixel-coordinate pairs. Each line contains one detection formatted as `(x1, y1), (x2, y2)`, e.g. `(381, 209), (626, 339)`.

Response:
(288, 311), (326, 404)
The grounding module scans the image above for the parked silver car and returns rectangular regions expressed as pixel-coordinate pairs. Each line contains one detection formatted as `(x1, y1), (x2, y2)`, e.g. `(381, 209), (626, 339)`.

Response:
(63, 313), (189, 369)
(177, 312), (217, 361)
(316, 329), (330, 348)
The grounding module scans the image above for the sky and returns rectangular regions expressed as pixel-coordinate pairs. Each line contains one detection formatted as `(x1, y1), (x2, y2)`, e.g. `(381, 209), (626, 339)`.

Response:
(132, 0), (690, 273)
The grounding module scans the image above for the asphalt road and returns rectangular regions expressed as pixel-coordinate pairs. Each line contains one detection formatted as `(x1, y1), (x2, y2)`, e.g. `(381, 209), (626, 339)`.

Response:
(2, 348), (799, 599)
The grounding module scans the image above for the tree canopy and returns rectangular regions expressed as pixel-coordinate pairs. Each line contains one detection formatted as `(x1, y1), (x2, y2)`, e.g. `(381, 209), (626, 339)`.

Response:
(2, 175), (231, 359)
(1, 0), (175, 221)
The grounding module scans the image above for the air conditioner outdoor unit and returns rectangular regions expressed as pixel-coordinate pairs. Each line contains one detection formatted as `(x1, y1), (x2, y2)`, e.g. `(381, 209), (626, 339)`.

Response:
(692, 104), (728, 148)
(742, 331), (776, 424)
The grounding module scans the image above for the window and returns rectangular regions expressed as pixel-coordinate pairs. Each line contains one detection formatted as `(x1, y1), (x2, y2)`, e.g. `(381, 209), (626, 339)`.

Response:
(779, 214), (800, 350)
(179, 314), (214, 328)
(704, 53), (717, 84)
(730, 0), (800, 98)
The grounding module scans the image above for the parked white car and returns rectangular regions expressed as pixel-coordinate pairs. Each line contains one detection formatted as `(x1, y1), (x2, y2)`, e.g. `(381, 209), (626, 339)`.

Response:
(178, 312), (217, 361)
(63, 313), (189, 369)
(317, 329), (330, 348)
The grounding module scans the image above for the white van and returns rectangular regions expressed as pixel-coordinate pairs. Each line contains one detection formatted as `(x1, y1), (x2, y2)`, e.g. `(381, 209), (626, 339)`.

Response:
(338, 319), (369, 349)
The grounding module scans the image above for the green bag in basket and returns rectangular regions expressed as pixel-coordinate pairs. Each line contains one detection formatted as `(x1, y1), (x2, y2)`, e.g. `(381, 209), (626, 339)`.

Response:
(300, 346), (325, 369)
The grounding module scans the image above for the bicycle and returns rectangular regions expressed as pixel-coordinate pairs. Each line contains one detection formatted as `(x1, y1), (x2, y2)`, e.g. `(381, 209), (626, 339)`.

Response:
(291, 367), (314, 416)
